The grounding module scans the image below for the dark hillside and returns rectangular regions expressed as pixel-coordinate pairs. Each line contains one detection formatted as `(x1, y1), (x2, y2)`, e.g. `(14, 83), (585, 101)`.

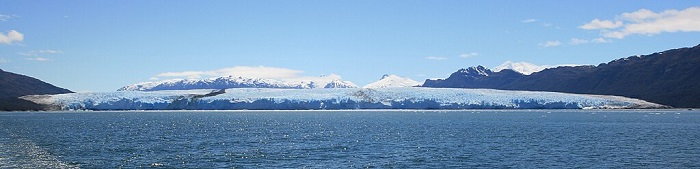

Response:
(0, 69), (72, 110)
(424, 44), (700, 108)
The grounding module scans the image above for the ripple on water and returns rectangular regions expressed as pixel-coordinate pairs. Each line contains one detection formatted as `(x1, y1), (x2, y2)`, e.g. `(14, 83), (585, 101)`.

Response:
(0, 110), (698, 168)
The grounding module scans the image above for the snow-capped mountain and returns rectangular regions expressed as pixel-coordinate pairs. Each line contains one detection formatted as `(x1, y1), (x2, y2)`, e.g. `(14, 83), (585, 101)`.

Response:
(363, 74), (421, 88)
(422, 65), (524, 88)
(456, 66), (493, 77)
(118, 75), (357, 91)
(493, 61), (547, 75)
(423, 44), (700, 108)
(493, 61), (580, 75)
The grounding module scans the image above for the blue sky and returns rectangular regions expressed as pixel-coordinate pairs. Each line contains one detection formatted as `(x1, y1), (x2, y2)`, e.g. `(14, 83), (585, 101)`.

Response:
(1, 0), (699, 92)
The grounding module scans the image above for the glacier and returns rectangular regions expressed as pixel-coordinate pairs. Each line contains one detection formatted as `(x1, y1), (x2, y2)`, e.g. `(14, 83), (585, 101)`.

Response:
(21, 87), (666, 110)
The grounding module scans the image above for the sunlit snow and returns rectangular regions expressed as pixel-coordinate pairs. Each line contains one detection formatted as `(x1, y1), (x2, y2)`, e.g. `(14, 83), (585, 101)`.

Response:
(23, 87), (664, 110)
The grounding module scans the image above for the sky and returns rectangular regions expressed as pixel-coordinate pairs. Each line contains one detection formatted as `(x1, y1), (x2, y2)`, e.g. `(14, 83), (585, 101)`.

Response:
(1, 0), (699, 92)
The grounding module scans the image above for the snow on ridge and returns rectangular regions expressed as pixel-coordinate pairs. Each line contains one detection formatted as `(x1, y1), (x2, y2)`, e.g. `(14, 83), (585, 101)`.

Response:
(24, 87), (667, 110)
(493, 61), (582, 75)
(493, 61), (545, 75)
(363, 74), (421, 88)
(457, 66), (492, 76)
(118, 75), (358, 91)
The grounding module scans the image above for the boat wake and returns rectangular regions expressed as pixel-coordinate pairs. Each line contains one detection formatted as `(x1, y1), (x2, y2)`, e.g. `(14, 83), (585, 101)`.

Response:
(0, 128), (79, 169)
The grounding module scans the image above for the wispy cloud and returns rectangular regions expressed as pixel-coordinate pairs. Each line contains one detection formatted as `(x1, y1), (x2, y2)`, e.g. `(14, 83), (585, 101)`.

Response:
(0, 30), (23, 44)
(569, 38), (611, 45)
(580, 7), (700, 39)
(521, 19), (537, 23)
(425, 56), (448, 60)
(26, 57), (50, 62)
(569, 38), (589, 45)
(150, 66), (352, 85)
(18, 49), (63, 56)
(19, 49), (63, 61)
(155, 66), (305, 79)
(0, 58), (7, 64)
(521, 19), (559, 28)
(592, 38), (611, 43)
(0, 14), (17, 22)
(459, 52), (479, 58)
(539, 40), (561, 47)
(580, 19), (623, 30)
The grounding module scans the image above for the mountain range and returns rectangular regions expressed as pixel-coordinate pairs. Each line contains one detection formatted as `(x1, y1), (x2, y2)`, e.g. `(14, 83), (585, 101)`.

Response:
(119, 74), (421, 91)
(3, 45), (700, 109)
(118, 75), (358, 91)
(423, 44), (700, 108)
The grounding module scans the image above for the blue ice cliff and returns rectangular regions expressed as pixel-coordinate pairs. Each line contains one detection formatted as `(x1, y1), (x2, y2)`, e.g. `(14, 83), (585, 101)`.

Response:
(21, 87), (666, 110)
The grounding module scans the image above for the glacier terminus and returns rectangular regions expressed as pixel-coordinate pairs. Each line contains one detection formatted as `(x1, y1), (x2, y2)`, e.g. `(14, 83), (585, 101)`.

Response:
(22, 87), (665, 110)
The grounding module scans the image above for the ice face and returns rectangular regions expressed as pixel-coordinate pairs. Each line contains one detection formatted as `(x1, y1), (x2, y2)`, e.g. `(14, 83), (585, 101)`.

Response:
(24, 87), (665, 110)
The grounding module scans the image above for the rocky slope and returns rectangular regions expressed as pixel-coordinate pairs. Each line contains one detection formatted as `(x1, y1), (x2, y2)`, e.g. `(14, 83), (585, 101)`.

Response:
(423, 44), (700, 108)
(0, 69), (73, 110)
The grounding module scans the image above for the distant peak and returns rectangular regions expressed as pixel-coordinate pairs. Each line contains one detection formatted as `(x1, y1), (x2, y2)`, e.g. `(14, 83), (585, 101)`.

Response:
(493, 61), (545, 75)
(381, 74), (391, 79)
(363, 74), (420, 88)
(461, 65), (488, 71)
(458, 65), (491, 76)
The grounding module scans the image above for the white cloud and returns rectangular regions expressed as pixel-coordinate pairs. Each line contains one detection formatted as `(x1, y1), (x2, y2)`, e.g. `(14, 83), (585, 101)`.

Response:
(539, 40), (561, 47)
(18, 49), (62, 61)
(570, 38), (589, 45)
(18, 49), (63, 56)
(493, 61), (581, 75)
(521, 19), (537, 23)
(26, 57), (50, 62)
(155, 66), (305, 79)
(0, 14), (17, 22)
(592, 37), (611, 43)
(40, 49), (62, 54)
(580, 19), (623, 30)
(151, 66), (353, 86)
(425, 56), (447, 60)
(0, 58), (7, 64)
(620, 9), (660, 22)
(569, 38), (611, 45)
(286, 73), (347, 82)
(459, 52), (479, 58)
(580, 7), (700, 39)
(0, 30), (23, 44)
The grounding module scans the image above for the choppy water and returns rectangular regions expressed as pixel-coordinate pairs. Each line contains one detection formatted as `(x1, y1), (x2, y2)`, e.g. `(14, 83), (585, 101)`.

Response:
(0, 110), (699, 168)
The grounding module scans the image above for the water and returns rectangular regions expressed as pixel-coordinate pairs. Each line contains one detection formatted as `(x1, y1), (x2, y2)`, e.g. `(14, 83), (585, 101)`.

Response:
(0, 110), (699, 168)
